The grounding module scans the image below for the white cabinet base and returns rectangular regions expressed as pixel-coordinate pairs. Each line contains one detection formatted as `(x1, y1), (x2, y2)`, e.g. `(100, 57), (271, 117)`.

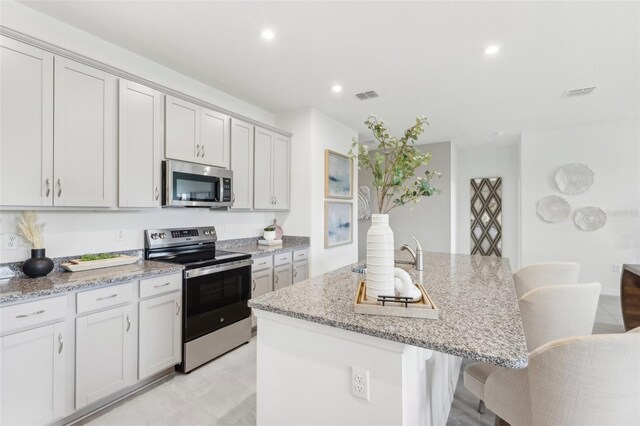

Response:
(255, 310), (461, 426)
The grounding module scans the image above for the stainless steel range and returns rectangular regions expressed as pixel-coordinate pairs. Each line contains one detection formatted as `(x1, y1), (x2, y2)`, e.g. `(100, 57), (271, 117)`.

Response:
(145, 227), (252, 373)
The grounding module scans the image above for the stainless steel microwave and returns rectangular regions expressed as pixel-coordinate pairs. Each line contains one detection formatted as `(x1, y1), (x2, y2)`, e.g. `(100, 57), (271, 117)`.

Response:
(162, 160), (233, 208)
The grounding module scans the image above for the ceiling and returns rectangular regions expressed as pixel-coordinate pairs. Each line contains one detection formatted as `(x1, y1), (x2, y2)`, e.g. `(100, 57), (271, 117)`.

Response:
(18, 1), (640, 145)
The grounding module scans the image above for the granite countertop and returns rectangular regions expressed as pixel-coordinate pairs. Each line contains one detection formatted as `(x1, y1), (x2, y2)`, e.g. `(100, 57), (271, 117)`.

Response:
(221, 236), (310, 258)
(0, 260), (184, 306)
(249, 251), (528, 368)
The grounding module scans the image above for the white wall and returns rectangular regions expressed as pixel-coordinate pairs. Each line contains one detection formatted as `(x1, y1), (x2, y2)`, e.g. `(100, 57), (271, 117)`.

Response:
(0, 1), (285, 263)
(454, 142), (521, 269)
(520, 120), (640, 295)
(358, 142), (453, 260)
(276, 108), (359, 276)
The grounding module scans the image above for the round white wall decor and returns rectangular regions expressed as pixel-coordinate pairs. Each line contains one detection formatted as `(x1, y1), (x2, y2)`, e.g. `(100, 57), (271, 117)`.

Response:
(574, 207), (607, 231)
(554, 164), (594, 194)
(537, 195), (571, 223)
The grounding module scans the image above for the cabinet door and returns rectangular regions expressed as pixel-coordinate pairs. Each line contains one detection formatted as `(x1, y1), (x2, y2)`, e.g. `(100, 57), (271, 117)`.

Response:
(273, 264), (293, 291)
(293, 260), (308, 284)
(165, 95), (198, 162)
(54, 57), (114, 207)
(0, 322), (65, 425)
(0, 37), (54, 207)
(118, 79), (162, 208)
(138, 292), (182, 380)
(200, 108), (230, 168)
(230, 118), (254, 210)
(251, 269), (273, 327)
(76, 305), (134, 409)
(272, 134), (290, 210)
(253, 127), (274, 209)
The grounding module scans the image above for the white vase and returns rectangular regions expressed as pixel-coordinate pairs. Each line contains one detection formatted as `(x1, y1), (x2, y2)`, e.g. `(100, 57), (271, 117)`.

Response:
(366, 214), (395, 299)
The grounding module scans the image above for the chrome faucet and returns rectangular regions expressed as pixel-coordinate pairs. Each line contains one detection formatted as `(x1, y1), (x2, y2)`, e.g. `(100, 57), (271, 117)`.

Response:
(401, 237), (424, 271)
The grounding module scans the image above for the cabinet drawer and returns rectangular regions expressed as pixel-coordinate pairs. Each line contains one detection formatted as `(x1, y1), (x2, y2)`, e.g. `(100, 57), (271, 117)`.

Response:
(139, 273), (182, 299)
(293, 249), (309, 262)
(273, 252), (292, 267)
(0, 296), (66, 335)
(252, 256), (273, 271)
(77, 283), (133, 314)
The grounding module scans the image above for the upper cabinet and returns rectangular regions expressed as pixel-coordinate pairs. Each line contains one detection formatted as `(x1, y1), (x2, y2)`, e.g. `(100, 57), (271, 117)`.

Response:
(230, 118), (254, 210)
(165, 96), (230, 168)
(118, 79), (162, 208)
(0, 36), (115, 208)
(0, 37), (54, 207)
(254, 127), (290, 211)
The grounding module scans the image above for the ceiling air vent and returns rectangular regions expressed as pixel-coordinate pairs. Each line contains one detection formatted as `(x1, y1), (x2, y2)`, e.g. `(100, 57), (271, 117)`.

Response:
(563, 87), (596, 98)
(355, 90), (379, 100)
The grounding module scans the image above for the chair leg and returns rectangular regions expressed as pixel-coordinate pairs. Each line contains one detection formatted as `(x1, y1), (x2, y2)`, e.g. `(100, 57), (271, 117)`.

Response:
(494, 415), (510, 426)
(477, 399), (486, 414)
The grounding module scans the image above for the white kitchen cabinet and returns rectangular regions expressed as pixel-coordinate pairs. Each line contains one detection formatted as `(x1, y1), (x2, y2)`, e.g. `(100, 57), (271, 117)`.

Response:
(230, 118), (254, 210)
(253, 127), (291, 211)
(0, 322), (66, 425)
(0, 36), (54, 207)
(251, 268), (273, 327)
(293, 260), (309, 284)
(165, 96), (230, 168)
(138, 291), (182, 380)
(118, 79), (162, 208)
(200, 108), (230, 168)
(75, 304), (135, 409)
(273, 263), (293, 291)
(54, 57), (115, 207)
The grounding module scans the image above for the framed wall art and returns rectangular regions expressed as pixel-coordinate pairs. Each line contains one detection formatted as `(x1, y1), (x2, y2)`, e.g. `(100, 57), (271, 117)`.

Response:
(325, 150), (353, 199)
(324, 201), (353, 248)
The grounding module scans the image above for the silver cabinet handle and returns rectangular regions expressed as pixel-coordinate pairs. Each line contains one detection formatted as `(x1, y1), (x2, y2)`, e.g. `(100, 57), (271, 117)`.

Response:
(293, 267), (297, 278)
(16, 309), (46, 319)
(58, 333), (64, 354)
(96, 293), (117, 301)
(252, 279), (257, 292)
(274, 196), (277, 205)
(201, 145), (205, 157)
(45, 178), (51, 197)
(154, 282), (170, 288)
(196, 144), (201, 157)
(176, 301), (181, 316)
(274, 272), (279, 283)
(57, 178), (62, 197)
(126, 314), (131, 332)
(155, 186), (160, 200)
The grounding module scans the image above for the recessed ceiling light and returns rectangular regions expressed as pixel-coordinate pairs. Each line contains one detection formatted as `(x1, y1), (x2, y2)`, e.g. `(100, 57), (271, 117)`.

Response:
(484, 45), (500, 55)
(261, 29), (275, 41)
(331, 84), (343, 93)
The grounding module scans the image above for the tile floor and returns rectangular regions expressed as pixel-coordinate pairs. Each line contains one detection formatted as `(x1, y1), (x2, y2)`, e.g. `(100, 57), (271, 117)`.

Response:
(84, 295), (625, 426)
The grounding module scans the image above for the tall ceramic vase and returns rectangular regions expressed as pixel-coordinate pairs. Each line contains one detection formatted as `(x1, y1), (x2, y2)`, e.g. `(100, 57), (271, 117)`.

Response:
(366, 214), (395, 299)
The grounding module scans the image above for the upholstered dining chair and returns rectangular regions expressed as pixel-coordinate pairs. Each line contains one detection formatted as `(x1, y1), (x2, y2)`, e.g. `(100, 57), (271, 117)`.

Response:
(513, 262), (580, 299)
(482, 327), (640, 425)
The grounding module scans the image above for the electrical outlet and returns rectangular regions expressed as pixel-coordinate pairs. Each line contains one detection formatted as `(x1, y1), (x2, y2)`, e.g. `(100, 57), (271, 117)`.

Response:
(116, 229), (125, 241)
(612, 264), (622, 273)
(351, 367), (370, 401)
(3, 234), (18, 250)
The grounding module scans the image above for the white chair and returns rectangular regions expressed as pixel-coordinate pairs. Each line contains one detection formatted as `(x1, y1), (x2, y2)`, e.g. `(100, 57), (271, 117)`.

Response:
(484, 327), (640, 425)
(513, 262), (580, 299)
(465, 282), (601, 414)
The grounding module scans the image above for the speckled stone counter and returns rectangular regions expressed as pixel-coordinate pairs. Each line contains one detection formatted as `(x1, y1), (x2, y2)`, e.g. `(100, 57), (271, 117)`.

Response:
(0, 260), (183, 306)
(250, 251), (528, 368)
(220, 236), (310, 257)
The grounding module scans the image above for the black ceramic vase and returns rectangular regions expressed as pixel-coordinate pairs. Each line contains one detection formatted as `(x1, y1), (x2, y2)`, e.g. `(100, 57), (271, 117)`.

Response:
(22, 248), (54, 278)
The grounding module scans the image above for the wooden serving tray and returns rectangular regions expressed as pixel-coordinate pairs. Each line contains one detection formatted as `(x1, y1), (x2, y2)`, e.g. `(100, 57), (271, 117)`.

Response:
(61, 255), (139, 272)
(353, 281), (439, 319)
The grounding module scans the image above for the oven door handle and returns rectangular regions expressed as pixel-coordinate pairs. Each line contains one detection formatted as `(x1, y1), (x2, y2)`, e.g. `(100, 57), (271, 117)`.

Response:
(185, 259), (254, 279)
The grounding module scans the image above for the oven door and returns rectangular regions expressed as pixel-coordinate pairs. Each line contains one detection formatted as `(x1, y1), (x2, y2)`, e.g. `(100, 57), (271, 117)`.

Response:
(164, 160), (233, 207)
(183, 259), (252, 342)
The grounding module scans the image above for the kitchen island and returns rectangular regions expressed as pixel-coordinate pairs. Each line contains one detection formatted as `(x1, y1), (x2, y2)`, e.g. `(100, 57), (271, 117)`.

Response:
(249, 252), (527, 426)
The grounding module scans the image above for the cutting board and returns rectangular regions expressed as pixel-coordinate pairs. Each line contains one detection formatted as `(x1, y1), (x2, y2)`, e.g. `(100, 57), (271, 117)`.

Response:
(61, 255), (139, 272)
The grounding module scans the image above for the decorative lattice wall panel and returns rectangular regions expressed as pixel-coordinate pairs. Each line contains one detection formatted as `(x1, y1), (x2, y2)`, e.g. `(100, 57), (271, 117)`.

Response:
(470, 177), (502, 256)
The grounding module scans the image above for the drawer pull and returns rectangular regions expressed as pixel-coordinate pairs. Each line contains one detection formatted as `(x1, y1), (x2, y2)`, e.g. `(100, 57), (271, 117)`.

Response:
(58, 333), (64, 354)
(154, 282), (171, 288)
(176, 301), (181, 316)
(126, 314), (131, 332)
(16, 309), (46, 319)
(96, 293), (118, 301)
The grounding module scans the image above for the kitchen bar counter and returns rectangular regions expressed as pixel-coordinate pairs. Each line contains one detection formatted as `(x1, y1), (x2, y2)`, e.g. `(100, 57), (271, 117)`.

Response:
(0, 260), (183, 306)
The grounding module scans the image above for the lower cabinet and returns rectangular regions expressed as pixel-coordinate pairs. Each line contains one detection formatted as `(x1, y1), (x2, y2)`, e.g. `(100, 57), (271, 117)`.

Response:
(273, 264), (293, 291)
(0, 322), (66, 425)
(138, 292), (182, 379)
(251, 268), (273, 327)
(75, 304), (135, 409)
(293, 260), (309, 284)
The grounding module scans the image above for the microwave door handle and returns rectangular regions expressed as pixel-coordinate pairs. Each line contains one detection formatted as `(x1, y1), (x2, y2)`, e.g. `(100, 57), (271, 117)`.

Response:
(218, 179), (224, 203)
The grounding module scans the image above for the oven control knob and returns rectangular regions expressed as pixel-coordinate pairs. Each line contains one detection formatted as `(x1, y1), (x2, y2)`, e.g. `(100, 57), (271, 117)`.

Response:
(203, 230), (209, 235)
(159, 233), (166, 239)
(150, 233), (158, 240)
